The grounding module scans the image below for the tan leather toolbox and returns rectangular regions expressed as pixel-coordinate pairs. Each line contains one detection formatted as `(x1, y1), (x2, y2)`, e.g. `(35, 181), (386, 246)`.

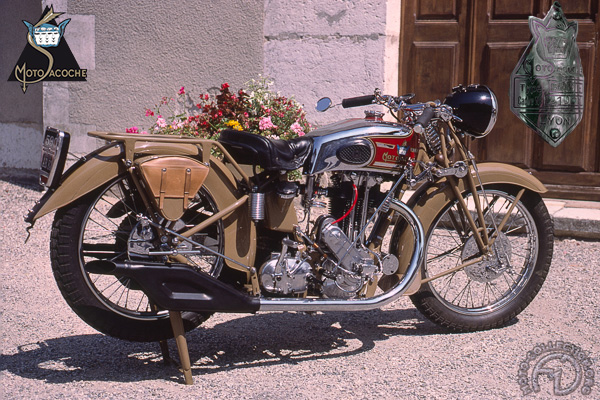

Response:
(135, 156), (209, 221)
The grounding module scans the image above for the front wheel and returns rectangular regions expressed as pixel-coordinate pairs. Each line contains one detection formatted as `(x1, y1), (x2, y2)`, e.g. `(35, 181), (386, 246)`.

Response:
(50, 175), (224, 342)
(410, 184), (553, 332)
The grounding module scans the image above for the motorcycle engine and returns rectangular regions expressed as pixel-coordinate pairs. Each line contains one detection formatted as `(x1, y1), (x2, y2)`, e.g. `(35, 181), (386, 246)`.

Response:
(316, 216), (377, 298)
(260, 254), (312, 295)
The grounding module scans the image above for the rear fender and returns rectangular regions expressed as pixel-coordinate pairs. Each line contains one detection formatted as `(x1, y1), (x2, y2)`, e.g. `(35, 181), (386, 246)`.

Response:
(384, 162), (547, 295)
(29, 142), (200, 221)
(28, 142), (255, 273)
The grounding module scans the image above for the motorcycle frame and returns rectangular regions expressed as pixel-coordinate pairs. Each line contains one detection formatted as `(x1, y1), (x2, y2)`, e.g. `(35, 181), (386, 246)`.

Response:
(27, 128), (547, 297)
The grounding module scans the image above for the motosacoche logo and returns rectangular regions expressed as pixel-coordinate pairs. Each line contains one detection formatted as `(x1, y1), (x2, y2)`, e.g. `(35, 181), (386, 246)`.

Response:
(8, 5), (87, 93)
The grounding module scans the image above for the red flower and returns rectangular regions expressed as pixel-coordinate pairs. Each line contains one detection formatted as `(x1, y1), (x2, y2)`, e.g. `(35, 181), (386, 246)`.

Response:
(221, 83), (230, 90)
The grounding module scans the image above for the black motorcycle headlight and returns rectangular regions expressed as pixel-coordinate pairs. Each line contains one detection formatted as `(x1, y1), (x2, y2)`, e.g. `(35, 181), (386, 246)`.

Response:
(444, 84), (498, 138)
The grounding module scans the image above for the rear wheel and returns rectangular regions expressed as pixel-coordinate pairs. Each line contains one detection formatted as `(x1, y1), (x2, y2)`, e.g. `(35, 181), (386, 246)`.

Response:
(50, 175), (224, 342)
(410, 184), (553, 332)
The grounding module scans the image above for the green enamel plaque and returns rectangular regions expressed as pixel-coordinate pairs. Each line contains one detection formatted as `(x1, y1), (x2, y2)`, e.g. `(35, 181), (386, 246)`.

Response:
(510, 2), (584, 147)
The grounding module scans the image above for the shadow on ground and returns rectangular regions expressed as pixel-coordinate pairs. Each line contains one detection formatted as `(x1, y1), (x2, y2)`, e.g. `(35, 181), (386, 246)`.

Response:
(0, 168), (41, 191)
(1, 308), (454, 384)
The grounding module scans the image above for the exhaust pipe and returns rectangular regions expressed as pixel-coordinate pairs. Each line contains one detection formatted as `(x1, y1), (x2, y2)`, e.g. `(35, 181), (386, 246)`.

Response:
(258, 199), (425, 312)
(84, 260), (260, 313)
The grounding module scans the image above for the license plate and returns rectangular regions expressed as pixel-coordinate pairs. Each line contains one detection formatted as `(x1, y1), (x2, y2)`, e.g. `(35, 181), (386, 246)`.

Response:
(40, 127), (70, 189)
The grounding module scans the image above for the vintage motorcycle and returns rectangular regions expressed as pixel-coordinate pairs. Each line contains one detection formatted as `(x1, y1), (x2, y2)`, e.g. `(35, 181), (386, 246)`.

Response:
(26, 85), (554, 344)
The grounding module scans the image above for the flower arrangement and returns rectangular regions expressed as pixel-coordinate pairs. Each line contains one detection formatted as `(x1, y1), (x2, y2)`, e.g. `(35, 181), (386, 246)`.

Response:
(127, 77), (311, 143)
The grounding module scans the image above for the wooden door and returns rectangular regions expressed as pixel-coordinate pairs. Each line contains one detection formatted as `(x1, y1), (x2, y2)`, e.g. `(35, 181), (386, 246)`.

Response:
(399, 0), (600, 200)
(399, 0), (470, 102)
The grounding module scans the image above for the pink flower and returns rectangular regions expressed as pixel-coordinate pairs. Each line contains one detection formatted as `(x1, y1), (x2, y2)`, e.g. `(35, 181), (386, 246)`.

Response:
(156, 115), (167, 128)
(141, 130), (148, 135)
(145, 109), (154, 117)
(179, 86), (185, 95)
(259, 116), (277, 131)
(126, 126), (139, 133)
(290, 121), (304, 136)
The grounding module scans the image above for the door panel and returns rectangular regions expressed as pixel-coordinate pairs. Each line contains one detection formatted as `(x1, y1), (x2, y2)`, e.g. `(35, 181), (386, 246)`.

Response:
(491, 0), (538, 18)
(479, 43), (534, 167)
(409, 43), (460, 103)
(417, 0), (458, 19)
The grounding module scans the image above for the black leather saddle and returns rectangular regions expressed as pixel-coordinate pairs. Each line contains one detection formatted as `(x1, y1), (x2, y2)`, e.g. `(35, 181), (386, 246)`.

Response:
(218, 129), (312, 171)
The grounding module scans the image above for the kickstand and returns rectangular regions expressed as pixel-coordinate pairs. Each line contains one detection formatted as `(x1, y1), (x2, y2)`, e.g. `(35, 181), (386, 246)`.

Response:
(158, 339), (174, 366)
(169, 311), (194, 385)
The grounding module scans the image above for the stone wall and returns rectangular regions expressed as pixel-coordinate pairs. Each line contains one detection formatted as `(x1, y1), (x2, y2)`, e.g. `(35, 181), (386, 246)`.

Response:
(264, 0), (400, 126)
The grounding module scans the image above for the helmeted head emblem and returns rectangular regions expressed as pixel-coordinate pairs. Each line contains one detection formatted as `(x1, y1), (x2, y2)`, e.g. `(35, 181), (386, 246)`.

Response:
(23, 19), (70, 48)
(509, 2), (584, 147)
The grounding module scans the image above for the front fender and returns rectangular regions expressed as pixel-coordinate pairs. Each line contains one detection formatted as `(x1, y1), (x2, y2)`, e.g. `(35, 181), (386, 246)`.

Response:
(387, 162), (547, 295)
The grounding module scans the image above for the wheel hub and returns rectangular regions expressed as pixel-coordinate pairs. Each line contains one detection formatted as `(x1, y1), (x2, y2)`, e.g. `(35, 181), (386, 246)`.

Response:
(461, 232), (511, 283)
(127, 220), (157, 257)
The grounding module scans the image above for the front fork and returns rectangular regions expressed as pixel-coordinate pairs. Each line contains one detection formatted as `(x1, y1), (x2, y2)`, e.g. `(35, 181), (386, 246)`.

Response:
(370, 131), (526, 287)
(418, 132), (525, 284)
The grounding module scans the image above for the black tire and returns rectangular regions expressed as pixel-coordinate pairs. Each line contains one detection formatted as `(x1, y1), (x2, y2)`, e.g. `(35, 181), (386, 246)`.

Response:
(50, 175), (224, 342)
(410, 184), (553, 332)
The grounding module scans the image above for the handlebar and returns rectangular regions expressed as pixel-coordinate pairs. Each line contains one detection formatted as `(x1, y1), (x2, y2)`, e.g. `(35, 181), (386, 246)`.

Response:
(337, 91), (459, 131)
(416, 106), (435, 126)
(413, 106), (435, 133)
(341, 95), (376, 108)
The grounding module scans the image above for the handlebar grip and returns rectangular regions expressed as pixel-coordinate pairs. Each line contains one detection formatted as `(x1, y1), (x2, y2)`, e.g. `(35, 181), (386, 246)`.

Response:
(341, 95), (376, 108)
(415, 106), (435, 127)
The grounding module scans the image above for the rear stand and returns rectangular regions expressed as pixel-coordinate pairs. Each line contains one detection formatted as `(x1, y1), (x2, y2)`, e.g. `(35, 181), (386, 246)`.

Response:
(158, 311), (194, 385)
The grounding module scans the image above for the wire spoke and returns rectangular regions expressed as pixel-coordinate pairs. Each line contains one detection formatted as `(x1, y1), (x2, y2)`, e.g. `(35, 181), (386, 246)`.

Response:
(78, 178), (224, 321)
(424, 188), (539, 315)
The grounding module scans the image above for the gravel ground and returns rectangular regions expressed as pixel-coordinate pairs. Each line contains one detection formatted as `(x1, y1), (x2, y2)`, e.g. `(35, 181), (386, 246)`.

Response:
(1, 177), (598, 399)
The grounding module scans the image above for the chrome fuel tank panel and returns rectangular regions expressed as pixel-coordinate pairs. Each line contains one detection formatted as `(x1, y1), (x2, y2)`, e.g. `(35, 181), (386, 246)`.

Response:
(306, 118), (414, 174)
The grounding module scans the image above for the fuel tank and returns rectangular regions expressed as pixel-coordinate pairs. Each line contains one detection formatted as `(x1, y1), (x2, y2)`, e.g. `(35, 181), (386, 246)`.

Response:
(305, 118), (417, 175)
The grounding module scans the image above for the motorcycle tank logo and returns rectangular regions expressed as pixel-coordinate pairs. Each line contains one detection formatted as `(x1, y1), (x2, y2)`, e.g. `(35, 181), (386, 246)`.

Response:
(7, 5), (87, 93)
